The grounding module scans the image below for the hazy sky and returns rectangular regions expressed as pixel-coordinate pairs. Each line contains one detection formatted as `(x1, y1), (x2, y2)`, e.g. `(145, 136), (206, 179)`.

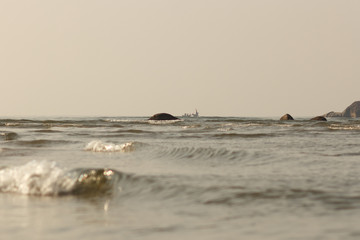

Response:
(1, 0), (359, 117)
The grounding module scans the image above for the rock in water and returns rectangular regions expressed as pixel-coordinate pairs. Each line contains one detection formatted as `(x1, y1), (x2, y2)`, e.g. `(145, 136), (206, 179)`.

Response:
(323, 101), (360, 118)
(149, 113), (179, 120)
(280, 114), (294, 120)
(342, 101), (360, 118)
(323, 111), (343, 117)
(310, 116), (327, 121)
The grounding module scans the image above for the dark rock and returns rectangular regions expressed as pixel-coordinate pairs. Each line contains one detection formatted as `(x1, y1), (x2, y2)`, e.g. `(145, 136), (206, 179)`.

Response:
(323, 101), (360, 118)
(310, 116), (327, 121)
(280, 114), (294, 120)
(342, 101), (360, 118)
(149, 113), (179, 120)
(323, 111), (342, 117)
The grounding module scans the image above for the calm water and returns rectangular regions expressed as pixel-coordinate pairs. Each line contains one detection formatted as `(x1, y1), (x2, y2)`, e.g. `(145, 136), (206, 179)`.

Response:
(1, 116), (360, 240)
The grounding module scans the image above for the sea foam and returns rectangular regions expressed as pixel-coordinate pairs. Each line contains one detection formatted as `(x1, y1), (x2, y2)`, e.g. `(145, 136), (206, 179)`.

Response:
(85, 140), (137, 152)
(0, 160), (74, 196)
(0, 160), (122, 196)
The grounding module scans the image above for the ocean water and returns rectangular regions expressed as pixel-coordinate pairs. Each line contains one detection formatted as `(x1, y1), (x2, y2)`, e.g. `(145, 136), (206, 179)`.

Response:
(1, 116), (360, 240)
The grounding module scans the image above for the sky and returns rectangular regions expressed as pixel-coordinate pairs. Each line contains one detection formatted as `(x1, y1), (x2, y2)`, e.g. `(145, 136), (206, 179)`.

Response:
(1, 0), (359, 117)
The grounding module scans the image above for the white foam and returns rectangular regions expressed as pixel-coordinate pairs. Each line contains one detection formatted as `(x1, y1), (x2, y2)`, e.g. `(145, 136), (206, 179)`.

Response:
(85, 140), (136, 152)
(182, 124), (202, 129)
(0, 160), (75, 196)
(148, 119), (183, 125)
(104, 119), (147, 123)
(5, 123), (20, 126)
(217, 127), (233, 132)
(329, 124), (360, 130)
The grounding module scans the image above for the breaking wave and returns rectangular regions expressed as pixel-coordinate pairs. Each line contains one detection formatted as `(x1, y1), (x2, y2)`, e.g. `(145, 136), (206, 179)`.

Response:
(1, 160), (359, 212)
(328, 124), (360, 130)
(148, 119), (183, 125)
(0, 161), (123, 196)
(84, 140), (141, 152)
(0, 161), (74, 196)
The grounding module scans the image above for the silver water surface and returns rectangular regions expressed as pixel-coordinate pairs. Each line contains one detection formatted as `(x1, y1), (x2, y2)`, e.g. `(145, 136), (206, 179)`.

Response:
(1, 117), (360, 240)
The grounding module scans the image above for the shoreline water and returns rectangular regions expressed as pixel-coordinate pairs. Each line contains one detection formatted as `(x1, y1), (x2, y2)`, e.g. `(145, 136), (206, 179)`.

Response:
(1, 116), (360, 239)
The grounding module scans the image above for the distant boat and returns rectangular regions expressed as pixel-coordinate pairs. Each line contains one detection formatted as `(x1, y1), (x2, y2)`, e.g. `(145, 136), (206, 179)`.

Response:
(182, 109), (199, 118)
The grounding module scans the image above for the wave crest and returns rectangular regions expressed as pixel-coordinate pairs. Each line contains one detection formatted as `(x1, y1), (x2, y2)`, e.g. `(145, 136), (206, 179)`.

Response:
(0, 131), (18, 141)
(0, 161), (123, 196)
(328, 124), (360, 130)
(84, 140), (139, 152)
(69, 168), (122, 196)
(148, 119), (182, 125)
(157, 146), (246, 161)
(0, 160), (74, 195)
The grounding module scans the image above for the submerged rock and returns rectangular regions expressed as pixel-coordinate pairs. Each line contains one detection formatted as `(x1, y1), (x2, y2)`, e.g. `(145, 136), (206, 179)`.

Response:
(280, 114), (294, 121)
(149, 113), (179, 120)
(310, 116), (327, 121)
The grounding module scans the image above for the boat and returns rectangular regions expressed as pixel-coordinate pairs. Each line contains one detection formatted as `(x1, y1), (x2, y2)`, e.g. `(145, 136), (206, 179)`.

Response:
(182, 109), (199, 118)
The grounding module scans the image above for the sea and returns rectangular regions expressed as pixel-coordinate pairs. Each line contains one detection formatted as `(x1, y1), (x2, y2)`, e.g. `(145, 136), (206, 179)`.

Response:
(1, 116), (360, 240)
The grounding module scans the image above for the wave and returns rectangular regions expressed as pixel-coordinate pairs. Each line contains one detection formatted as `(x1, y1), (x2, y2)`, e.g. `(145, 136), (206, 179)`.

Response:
(211, 133), (276, 139)
(115, 129), (152, 134)
(0, 160), (185, 198)
(84, 140), (143, 153)
(328, 124), (360, 130)
(1, 161), (359, 212)
(182, 124), (203, 129)
(13, 139), (75, 147)
(0, 161), (74, 196)
(90, 129), (157, 139)
(321, 151), (360, 157)
(148, 119), (183, 125)
(0, 160), (178, 198)
(33, 129), (62, 133)
(0, 147), (30, 157)
(104, 118), (146, 124)
(156, 146), (246, 161)
(0, 160), (123, 196)
(1, 117), (184, 129)
(0, 118), (124, 129)
(0, 131), (19, 140)
(202, 186), (360, 210)
(0, 160), (190, 199)
(1, 119), (45, 129)
(104, 118), (183, 125)
(67, 168), (123, 196)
